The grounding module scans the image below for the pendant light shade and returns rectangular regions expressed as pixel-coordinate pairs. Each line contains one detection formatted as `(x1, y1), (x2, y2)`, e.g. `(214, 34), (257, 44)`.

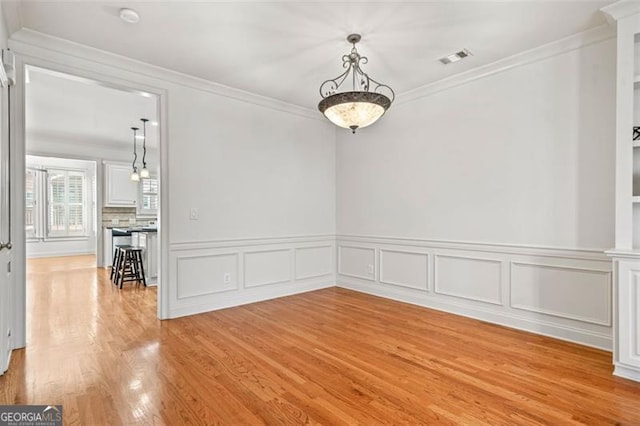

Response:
(319, 92), (390, 131)
(130, 126), (139, 181)
(318, 34), (394, 133)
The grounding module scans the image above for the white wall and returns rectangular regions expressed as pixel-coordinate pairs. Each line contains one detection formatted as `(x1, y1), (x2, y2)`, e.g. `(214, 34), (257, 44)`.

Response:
(338, 39), (615, 250)
(336, 37), (617, 349)
(25, 155), (96, 258)
(168, 88), (335, 242)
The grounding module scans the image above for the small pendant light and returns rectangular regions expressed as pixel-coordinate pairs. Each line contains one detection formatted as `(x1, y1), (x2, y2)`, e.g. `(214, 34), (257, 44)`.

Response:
(130, 126), (140, 182)
(139, 118), (150, 178)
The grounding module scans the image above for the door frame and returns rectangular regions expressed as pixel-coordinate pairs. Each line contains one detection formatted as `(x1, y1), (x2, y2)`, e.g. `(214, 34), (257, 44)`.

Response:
(0, 65), (11, 374)
(9, 52), (170, 349)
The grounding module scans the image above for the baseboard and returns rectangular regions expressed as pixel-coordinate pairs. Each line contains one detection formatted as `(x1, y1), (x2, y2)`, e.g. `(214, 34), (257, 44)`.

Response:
(614, 364), (640, 382)
(27, 250), (96, 259)
(169, 280), (334, 319)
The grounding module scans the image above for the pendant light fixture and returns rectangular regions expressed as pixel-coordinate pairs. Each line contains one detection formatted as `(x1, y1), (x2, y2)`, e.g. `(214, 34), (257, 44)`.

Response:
(130, 126), (140, 182)
(318, 34), (394, 134)
(139, 118), (149, 178)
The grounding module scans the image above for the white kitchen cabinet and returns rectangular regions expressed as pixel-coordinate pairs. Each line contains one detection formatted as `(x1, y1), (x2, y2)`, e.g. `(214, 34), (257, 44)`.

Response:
(104, 161), (137, 207)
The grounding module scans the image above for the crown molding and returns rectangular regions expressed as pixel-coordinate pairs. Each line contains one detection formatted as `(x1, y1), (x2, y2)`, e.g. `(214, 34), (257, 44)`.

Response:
(601, 0), (640, 25)
(8, 29), (323, 122)
(396, 24), (616, 106)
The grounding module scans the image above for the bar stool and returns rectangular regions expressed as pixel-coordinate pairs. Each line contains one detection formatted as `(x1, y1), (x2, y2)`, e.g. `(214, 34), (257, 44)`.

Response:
(110, 244), (132, 284)
(115, 246), (147, 289)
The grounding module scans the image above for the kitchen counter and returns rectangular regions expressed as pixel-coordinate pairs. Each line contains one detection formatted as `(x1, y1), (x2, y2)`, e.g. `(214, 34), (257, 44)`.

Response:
(110, 227), (158, 236)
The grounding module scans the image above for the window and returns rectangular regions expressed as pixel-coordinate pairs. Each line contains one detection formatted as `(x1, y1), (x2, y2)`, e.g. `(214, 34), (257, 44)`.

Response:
(47, 169), (86, 237)
(26, 166), (89, 239)
(138, 177), (158, 216)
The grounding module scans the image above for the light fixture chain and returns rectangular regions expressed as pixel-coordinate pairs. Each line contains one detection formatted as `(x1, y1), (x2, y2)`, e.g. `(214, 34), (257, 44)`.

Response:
(141, 118), (148, 169)
(132, 128), (138, 173)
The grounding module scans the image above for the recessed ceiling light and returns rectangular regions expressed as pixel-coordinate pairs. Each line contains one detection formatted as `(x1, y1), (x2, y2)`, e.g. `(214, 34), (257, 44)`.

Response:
(439, 49), (472, 65)
(119, 8), (140, 24)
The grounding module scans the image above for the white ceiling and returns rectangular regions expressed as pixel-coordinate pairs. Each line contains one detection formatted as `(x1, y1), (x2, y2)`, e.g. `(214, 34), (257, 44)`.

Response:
(7, 1), (613, 110)
(26, 67), (158, 149)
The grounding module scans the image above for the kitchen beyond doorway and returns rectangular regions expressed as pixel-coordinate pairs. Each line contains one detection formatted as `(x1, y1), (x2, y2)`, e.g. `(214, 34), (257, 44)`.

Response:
(12, 62), (165, 357)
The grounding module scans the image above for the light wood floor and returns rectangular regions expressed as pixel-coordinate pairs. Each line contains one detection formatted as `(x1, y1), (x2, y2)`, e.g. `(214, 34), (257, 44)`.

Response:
(1, 255), (639, 424)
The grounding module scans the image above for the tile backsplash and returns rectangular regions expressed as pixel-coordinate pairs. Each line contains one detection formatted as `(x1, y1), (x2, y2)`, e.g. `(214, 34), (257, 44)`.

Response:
(102, 207), (156, 227)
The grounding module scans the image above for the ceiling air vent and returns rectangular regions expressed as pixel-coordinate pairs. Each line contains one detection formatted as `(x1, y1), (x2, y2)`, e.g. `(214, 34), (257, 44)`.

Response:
(439, 49), (472, 65)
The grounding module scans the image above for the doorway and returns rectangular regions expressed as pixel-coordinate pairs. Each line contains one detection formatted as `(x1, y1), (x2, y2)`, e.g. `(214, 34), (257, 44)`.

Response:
(10, 62), (166, 353)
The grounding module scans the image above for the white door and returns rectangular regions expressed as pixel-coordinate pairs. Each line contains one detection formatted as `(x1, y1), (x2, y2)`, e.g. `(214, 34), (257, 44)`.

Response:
(0, 79), (12, 374)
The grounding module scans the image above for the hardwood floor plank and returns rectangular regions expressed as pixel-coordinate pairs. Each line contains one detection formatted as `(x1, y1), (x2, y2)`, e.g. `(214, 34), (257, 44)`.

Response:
(1, 255), (640, 424)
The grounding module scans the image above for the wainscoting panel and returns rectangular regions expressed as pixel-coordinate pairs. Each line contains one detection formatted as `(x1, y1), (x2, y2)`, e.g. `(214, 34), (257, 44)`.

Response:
(435, 255), (503, 305)
(168, 236), (335, 318)
(510, 262), (611, 326)
(244, 249), (292, 288)
(295, 245), (333, 280)
(338, 245), (376, 281)
(177, 252), (239, 299)
(379, 249), (429, 290)
(336, 235), (613, 350)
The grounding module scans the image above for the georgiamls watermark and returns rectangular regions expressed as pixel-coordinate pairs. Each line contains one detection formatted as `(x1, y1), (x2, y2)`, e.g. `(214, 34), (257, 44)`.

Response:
(0, 405), (62, 426)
